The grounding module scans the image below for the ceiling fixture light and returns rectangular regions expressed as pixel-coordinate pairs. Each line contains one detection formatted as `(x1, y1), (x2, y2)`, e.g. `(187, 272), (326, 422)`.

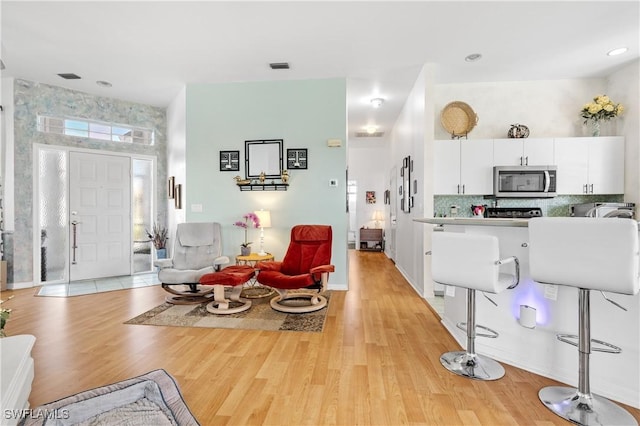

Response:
(465, 53), (482, 62)
(366, 126), (378, 134)
(607, 47), (628, 56)
(96, 80), (112, 88)
(370, 97), (385, 108)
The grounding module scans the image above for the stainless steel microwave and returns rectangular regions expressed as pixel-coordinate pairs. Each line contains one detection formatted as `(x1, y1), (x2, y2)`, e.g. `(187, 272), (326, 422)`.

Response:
(493, 165), (557, 198)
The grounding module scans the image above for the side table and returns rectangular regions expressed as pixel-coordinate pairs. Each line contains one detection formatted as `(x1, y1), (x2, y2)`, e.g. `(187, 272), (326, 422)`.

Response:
(236, 252), (275, 298)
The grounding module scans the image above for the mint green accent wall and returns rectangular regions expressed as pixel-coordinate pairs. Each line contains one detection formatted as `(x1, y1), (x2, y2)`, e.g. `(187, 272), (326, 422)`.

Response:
(185, 79), (348, 286)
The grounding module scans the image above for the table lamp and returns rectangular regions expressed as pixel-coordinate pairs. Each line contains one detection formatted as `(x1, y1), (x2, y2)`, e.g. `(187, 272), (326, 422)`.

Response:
(372, 210), (384, 228)
(254, 209), (272, 255)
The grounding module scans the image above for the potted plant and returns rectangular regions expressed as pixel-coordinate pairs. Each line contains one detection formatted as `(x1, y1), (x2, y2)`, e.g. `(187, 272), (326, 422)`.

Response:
(0, 296), (13, 338)
(234, 213), (261, 256)
(146, 223), (168, 259)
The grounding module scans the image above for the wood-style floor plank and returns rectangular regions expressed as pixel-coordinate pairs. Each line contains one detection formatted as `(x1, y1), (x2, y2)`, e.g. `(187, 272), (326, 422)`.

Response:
(3, 250), (639, 425)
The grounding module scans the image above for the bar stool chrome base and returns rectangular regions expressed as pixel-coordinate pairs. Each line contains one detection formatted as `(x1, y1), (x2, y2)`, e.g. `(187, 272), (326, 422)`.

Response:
(440, 351), (505, 381)
(539, 386), (638, 426)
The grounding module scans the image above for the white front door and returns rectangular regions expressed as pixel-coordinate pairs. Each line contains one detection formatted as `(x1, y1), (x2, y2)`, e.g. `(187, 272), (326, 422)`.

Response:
(69, 152), (131, 281)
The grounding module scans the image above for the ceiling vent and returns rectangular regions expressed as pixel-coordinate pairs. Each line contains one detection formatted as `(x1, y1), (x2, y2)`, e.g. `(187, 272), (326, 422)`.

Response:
(57, 73), (82, 80)
(355, 131), (385, 138)
(269, 62), (290, 70)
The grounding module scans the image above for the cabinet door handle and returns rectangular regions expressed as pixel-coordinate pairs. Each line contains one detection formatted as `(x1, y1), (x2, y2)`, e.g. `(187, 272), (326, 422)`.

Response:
(590, 184), (594, 194)
(457, 184), (460, 194)
(462, 184), (465, 194)
(583, 184), (588, 194)
(525, 156), (529, 166)
(520, 156), (523, 166)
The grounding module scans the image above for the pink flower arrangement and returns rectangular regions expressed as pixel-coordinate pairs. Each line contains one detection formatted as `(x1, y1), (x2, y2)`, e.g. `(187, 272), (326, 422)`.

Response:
(234, 212), (261, 247)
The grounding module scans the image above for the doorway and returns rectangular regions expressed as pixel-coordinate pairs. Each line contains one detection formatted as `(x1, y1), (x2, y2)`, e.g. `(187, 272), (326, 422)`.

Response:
(35, 145), (155, 284)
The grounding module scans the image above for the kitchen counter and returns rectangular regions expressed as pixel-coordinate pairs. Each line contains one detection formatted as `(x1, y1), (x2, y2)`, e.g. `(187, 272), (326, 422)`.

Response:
(414, 217), (529, 227)
(416, 219), (640, 409)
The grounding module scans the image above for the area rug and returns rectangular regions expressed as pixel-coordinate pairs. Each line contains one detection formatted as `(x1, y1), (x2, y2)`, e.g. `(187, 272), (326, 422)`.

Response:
(125, 292), (330, 333)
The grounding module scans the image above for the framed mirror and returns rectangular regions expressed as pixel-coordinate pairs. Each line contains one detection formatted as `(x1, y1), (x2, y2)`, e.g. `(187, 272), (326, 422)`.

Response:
(245, 139), (283, 179)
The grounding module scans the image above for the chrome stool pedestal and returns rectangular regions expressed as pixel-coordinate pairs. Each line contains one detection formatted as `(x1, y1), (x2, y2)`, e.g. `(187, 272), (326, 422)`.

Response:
(430, 232), (519, 382)
(529, 218), (639, 426)
(537, 289), (636, 426)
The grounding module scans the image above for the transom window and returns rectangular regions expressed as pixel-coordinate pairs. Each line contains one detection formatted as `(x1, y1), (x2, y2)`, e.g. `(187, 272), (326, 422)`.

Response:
(37, 115), (154, 145)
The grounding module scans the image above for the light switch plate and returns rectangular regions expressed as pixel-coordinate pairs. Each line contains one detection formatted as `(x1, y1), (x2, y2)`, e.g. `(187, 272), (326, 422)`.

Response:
(191, 204), (203, 213)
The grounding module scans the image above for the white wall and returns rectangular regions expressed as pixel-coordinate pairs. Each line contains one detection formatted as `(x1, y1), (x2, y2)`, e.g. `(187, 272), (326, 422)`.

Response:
(388, 65), (431, 295)
(607, 59), (640, 211)
(1, 77), (15, 232)
(166, 87), (187, 255)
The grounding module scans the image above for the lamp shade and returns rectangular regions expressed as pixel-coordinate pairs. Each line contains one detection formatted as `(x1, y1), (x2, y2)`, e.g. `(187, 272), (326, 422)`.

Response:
(254, 210), (271, 228)
(372, 211), (384, 221)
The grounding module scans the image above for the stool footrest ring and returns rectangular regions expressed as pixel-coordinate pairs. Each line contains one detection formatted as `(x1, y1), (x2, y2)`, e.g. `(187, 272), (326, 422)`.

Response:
(456, 322), (499, 339)
(556, 334), (622, 354)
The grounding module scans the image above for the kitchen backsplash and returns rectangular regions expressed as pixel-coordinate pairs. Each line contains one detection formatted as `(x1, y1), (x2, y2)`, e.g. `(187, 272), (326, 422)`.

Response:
(434, 194), (625, 218)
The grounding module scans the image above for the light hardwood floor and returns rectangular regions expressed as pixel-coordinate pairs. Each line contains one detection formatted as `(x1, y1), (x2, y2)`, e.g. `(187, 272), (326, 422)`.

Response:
(4, 250), (639, 425)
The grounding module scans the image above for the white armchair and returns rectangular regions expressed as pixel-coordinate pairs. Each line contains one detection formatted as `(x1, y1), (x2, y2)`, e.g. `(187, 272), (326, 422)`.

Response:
(155, 222), (229, 304)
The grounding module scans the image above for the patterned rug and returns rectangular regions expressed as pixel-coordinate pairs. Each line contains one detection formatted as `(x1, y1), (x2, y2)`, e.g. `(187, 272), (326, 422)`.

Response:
(125, 291), (330, 332)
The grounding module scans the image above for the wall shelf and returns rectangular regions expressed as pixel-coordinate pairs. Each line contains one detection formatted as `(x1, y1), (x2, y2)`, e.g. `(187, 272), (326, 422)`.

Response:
(237, 183), (289, 191)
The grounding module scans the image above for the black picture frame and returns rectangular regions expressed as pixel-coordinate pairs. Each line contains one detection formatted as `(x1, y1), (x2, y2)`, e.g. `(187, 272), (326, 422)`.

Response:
(219, 150), (240, 172)
(287, 148), (308, 169)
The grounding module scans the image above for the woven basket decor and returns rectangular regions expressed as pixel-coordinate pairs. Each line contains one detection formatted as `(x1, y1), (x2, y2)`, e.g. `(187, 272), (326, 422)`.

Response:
(440, 101), (478, 137)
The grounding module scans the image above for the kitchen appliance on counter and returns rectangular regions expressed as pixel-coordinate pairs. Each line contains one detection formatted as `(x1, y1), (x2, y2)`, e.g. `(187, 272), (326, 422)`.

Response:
(485, 207), (543, 219)
(493, 165), (557, 198)
(570, 202), (635, 219)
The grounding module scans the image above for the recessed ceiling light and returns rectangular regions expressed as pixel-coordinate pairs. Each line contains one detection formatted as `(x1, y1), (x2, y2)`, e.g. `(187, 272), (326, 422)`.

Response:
(465, 53), (482, 62)
(370, 98), (385, 108)
(607, 47), (628, 56)
(96, 80), (112, 88)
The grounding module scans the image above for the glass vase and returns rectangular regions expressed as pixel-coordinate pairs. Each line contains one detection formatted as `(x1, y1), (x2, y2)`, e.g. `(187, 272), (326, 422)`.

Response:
(590, 120), (601, 137)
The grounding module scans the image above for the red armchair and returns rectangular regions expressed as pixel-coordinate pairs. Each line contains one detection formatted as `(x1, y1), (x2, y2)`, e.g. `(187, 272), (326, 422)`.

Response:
(256, 225), (334, 313)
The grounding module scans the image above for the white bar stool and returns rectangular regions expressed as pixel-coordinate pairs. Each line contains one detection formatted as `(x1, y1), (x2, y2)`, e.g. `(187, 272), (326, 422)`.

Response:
(431, 232), (519, 380)
(529, 217), (639, 426)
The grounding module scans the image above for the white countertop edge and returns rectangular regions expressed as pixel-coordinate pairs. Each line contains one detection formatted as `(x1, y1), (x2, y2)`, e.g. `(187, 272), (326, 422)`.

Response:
(413, 217), (530, 227)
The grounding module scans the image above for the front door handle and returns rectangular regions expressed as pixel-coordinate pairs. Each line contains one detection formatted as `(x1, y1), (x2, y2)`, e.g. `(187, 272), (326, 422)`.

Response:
(71, 220), (81, 264)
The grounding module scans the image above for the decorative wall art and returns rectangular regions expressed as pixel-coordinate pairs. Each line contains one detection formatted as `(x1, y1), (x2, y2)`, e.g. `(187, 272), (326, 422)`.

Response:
(167, 176), (175, 199)
(401, 155), (411, 213)
(384, 190), (390, 205)
(219, 150), (240, 172)
(287, 148), (308, 169)
(174, 184), (182, 209)
(366, 191), (376, 204)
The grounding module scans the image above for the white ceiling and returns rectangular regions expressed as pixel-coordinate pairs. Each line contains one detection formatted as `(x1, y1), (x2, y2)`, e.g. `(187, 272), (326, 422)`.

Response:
(2, 1), (638, 141)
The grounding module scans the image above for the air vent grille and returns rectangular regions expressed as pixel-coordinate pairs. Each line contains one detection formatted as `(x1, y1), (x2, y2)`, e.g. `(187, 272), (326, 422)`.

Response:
(269, 62), (290, 70)
(355, 131), (384, 137)
(57, 73), (82, 80)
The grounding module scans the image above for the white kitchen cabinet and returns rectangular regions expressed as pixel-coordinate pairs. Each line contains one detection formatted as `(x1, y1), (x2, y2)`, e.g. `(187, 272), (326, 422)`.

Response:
(554, 136), (624, 194)
(434, 139), (493, 195)
(493, 138), (554, 166)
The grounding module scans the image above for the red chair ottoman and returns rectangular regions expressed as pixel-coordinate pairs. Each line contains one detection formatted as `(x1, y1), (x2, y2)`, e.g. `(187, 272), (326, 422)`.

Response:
(199, 265), (255, 314)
